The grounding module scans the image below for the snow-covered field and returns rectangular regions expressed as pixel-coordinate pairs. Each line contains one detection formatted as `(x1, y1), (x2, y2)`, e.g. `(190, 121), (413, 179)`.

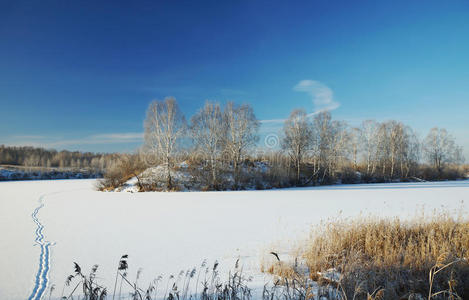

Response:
(1, 179), (469, 300)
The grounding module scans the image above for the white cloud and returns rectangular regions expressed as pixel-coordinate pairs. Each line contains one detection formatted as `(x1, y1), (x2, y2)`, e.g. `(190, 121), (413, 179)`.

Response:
(90, 133), (143, 140)
(293, 80), (340, 113)
(260, 80), (340, 124)
(8, 135), (45, 139)
(3, 132), (144, 150)
(260, 118), (287, 124)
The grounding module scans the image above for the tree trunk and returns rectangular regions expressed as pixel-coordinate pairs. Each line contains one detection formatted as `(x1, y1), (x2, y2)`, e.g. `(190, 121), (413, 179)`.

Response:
(233, 154), (239, 189)
(390, 153), (395, 179)
(297, 159), (300, 184)
(166, 155), (172, 189)
(211, 155), (217, 188)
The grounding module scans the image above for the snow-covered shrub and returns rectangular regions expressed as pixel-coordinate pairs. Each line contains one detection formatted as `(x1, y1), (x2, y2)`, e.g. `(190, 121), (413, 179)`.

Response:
(97, 154), (146, 191)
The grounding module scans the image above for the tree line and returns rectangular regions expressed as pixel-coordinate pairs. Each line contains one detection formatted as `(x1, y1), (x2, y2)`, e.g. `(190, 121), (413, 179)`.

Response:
(2, 97), (465, 188)
(282, 109), (465, 184)
(101, 97), (465, 191)
(0, 145), (120, 171)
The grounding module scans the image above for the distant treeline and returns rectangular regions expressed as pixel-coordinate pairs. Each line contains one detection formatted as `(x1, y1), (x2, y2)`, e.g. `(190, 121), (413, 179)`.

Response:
(99, 97), (468, 191)
(0, 145), (120, 171)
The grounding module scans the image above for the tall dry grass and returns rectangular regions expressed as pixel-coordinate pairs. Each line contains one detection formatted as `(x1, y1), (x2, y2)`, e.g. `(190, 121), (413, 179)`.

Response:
(283, 212), (469, 299)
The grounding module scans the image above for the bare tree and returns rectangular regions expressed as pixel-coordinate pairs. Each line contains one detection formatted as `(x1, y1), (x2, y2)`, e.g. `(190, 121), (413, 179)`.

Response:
(399, 126), (420, 178)
(376, 122), (391, 178)
(282, 109), (312, 183)
(348, 127), (361, 170)
(388, 121), (405, 179)
(454, 145), (466, 165)
(190, 101), (226, 188)
(360, 120), (380, 176)
(311, 111), (335, 183)
(224, 102), (259, 188)
(144, 97), (186, 189)
(330, 120), (350, 177)
(424, 127), (462, 174)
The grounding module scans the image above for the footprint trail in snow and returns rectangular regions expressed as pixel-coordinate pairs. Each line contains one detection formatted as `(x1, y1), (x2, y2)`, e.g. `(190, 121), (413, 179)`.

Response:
(28, 194), (53, 300)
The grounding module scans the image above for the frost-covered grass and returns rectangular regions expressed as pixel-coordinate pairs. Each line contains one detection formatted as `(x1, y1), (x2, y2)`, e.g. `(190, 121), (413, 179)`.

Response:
(266, 213), (469, 299)
(0, 179), (468, 299)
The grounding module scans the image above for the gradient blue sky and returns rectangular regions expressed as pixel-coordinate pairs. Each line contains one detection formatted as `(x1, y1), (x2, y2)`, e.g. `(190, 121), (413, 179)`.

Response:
(1, 0), (468, 157)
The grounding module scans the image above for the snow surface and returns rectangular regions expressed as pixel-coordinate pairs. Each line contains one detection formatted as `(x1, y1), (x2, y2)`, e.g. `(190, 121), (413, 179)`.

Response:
(1, 180), (469, 299)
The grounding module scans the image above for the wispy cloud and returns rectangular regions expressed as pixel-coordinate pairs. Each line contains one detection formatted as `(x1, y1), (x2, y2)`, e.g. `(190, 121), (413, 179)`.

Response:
(9, 135), (46, 140)
(3, 132), (143, 150)
(260, 80), (339, 124)
(90, 133), (143, 140)
(260, 118), (287, 124)
(293, 79), (340, 113)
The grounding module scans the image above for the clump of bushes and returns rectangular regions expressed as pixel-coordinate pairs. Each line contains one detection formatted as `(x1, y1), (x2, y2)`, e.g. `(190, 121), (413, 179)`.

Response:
(418, 165), (467, 181)
(96, 154), (146, 191)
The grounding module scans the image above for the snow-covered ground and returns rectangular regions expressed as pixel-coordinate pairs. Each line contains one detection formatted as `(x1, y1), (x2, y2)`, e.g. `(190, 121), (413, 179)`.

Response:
(115, 160), (272, 192)
(1, 179), (469, 300)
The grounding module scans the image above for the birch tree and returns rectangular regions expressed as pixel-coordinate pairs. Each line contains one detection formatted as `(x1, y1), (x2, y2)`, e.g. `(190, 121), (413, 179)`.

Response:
(311, 111), (334, 182)
(144, 97), (186, 189)
(329, 120), (350, 177)
(224, 102), (259, 188)
(190, 101), (226, 188)
(424, 127), (461, 173)
(360, 120), (380, 176)
(282, 109), (312, 183)
(399, 126), (420, 178)
(349, 127), (361, 170)
(388, 121), (404, 179)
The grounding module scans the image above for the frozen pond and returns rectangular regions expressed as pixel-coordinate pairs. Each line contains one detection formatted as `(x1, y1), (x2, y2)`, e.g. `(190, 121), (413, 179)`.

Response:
(1, 179), (468, 299)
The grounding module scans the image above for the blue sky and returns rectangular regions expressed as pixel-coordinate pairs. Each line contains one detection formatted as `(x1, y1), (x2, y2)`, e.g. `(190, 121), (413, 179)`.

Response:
(1, 0), (468, 157)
